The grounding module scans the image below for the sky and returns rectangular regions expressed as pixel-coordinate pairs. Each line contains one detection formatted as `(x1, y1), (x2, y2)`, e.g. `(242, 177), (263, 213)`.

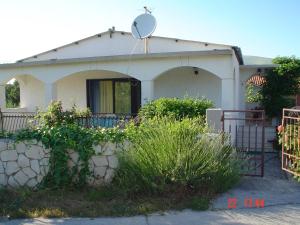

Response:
(0, 0), (299, 63)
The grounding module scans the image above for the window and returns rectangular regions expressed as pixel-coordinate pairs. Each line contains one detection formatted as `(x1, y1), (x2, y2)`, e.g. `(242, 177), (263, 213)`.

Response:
(87, 79), (141, 114)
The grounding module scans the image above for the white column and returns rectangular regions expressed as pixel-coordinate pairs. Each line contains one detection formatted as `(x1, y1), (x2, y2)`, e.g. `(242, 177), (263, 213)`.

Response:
(0, 83), (6, 110)
(44, 83), (57, 108)
(141, 80), (154, 106)
(221, 78), (235, 110)
(234, 68), (241, 110)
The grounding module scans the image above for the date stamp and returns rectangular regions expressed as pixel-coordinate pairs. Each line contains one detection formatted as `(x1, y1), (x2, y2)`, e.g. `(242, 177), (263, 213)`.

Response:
(228, 197), (265, 209)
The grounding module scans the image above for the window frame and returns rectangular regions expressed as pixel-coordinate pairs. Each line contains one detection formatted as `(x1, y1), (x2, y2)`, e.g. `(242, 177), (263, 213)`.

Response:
(86, 78), (141, 114)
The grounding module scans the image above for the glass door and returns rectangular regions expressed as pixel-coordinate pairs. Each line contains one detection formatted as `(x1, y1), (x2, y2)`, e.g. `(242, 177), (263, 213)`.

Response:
(115, 81), (131, 114)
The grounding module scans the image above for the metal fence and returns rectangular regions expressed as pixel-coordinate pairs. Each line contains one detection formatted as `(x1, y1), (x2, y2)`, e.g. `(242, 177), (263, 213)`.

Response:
(222, 110), (265, 177)
(281, 108), (300, 177)
(0, 110), (136, 133)
(0, 111), (36, 133)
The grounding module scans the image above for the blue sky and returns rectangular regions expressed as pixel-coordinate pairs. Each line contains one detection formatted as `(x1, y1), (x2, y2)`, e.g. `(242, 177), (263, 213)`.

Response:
(0, 0), (299, 62)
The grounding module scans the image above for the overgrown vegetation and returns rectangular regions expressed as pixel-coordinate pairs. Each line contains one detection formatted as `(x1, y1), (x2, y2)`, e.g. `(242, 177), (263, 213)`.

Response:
(277, 124), (300, 181)
(260, 56), (300, 118)
(114, 117), (240, 196)
(246, 83), (262, 103)
(0, 187), (210, 218)
(139, 97), (213, 119)
(5, 79), (20, 108)
(13, 101), (126, 188)
(0, 98), (241, 217)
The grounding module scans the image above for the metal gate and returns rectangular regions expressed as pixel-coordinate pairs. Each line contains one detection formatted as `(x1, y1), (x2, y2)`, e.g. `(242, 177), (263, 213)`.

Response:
(281, 108), (300, 177)
(222, 110), (265, 177)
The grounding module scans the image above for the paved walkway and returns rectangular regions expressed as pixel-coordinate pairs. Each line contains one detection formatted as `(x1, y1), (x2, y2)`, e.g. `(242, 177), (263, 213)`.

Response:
(212, 153), (300, 210)
(2, 154), (300, 225)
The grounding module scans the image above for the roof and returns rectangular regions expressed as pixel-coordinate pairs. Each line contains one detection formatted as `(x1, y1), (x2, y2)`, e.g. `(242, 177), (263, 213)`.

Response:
(0, 50), (233, 69)
(243, 55), (273, 65)
(16, 30), (244, 65)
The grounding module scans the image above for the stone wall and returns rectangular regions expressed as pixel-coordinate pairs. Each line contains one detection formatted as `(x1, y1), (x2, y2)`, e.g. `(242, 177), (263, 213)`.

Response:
(0, 139), (122, 188)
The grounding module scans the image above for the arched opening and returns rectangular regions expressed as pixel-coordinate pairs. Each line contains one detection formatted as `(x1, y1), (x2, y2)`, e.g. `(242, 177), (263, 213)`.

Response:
(2, 75), (44, 111)
(5, 78), (20, 108)
(55, 70), (141, 114)
(245, 72), (265, 110)
(154, 66), (222, 107)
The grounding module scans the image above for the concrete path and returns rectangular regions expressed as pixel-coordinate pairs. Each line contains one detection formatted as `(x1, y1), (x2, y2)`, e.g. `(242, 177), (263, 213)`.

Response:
(2, 205), (300, 225)
(2, 154), (300, 225)
(212, 153), (300, 210)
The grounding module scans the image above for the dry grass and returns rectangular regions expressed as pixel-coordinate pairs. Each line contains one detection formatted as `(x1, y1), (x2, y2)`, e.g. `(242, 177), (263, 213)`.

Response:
(0, 186), (211, 219)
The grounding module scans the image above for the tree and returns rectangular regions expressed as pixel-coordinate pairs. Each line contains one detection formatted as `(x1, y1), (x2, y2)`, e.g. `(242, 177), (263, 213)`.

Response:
(5, 80), (20, 108)
(260, 56), (300, 118)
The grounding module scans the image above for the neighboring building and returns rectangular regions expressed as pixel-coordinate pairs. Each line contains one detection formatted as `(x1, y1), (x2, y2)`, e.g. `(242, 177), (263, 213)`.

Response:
(0, 30), (275, 113)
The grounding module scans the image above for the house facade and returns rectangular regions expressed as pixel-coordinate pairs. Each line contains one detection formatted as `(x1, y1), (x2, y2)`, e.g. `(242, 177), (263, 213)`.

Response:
(0, 30), (275, 114)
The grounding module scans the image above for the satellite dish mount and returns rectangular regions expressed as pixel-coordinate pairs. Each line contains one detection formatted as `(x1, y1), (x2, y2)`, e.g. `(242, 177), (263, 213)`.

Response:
(131, 6), (157, 54)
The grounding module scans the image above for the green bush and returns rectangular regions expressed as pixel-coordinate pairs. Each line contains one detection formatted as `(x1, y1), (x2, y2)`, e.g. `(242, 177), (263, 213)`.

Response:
(14, 101), (126, 188)
(139, 97), (213, 120)
(114, 117), (240, 195)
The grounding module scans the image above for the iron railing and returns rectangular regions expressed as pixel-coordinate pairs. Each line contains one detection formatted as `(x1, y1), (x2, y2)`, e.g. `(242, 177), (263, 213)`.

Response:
(0, 111), (36, 133)
(281, 108), (300, 177)
(222, 110), (265, 177)
(76, 113), (137, 128)
(0, 109), (136, 133)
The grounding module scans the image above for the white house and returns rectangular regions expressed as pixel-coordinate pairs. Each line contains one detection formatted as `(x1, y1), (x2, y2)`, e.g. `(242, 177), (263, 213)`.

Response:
(0, 30), (275, 114)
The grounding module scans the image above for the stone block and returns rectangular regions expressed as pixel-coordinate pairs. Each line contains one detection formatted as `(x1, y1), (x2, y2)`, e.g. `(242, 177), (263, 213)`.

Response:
(14, 170), (28, 186)
(16, 142), (26, 153)
(104, 168), (114, 183)
(0, 150), (18, 161)
(0, 161), (4, 173)
(88, 160), (94, 171)
(108, 155), (118, 169)
(30, 160), (40, 174)
(40, 165), (49, 177)
(25, 145), (44, 160)
(0, 173), (7, 186)
(0, 141), (7, 151)
(17, 154), (30, 168)
(102, 143), (114, 156)
(94, 166), (106, 178)
(37, 175), (43, 183)
(69, 152), (79, 163)
(93, 145), (103, 154)
(39, 158), (49, 166)
(6, 161), (19, 175)
(8, 176), (18, 187)
(22, 167), (36, 178)
(7, 141), (15, 150)
(27, 178), (38, 188)
(91, 156), (108, 167)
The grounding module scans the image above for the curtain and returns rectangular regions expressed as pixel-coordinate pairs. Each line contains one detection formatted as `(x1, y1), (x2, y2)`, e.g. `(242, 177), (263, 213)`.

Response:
(99, 81), (113, 113)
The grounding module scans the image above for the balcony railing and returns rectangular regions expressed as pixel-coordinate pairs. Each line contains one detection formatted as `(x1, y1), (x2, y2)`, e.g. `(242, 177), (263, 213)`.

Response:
(0, 110), (136, 133)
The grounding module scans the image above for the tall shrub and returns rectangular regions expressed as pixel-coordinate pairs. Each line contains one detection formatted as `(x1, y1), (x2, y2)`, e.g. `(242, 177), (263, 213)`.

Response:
(261, 56), (300, 118)
(139, 97), (213, 120)
(114, 117), (240, 195)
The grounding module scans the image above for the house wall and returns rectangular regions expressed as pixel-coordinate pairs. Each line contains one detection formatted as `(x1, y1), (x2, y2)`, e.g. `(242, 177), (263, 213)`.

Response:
(0, 52), (236, 111)
(154, 67), (221, 107)
(17, 75), (44, 111)
(56, 70), (131, 109)
(22, 32), (231, 62)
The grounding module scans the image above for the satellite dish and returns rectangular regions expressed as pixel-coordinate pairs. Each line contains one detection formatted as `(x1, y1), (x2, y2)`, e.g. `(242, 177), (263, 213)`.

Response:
(131, 13), (157, 39)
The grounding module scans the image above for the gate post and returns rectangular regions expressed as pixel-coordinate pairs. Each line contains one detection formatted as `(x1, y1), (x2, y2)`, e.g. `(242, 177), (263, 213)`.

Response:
(261, 110), (265, 177)
(0, 108), (3, 133)
(206, 108), (222, 132)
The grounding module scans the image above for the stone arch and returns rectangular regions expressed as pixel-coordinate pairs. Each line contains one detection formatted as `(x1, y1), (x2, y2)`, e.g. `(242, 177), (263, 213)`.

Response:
(153, 66), (222, 107)
(54, 69), (141, 110)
